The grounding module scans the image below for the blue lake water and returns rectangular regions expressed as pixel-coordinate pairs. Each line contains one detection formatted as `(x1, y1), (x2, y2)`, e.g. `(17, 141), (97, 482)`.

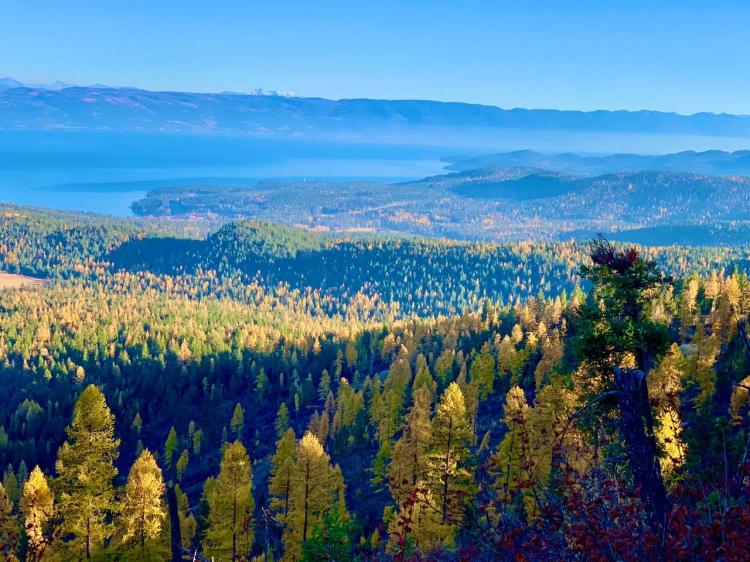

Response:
(0, 131), (449, 216)
(4, 129), (748, 216)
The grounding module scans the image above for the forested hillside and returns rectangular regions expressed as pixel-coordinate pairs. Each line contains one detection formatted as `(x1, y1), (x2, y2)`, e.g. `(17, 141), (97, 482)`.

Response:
(0, 207), (749, 560)
(130, 168), (750, 245)
(444, 149), (750, 176)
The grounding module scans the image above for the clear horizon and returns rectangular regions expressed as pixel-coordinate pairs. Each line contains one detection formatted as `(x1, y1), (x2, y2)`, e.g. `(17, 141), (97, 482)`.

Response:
(2, 0), (749, 115)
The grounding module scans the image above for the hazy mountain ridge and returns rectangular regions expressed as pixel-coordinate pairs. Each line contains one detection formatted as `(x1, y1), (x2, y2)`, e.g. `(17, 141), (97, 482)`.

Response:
(446, 149), (750, 176)
(2, 84), (750, 138)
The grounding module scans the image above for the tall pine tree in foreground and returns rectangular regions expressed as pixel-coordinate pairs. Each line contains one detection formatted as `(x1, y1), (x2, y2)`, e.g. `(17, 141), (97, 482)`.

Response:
(426, 382), (473, 540)
(55, 385), (119, 560)
(574, 239), (672, 527)
(282, 431), (345, 561)
(119, 449), (167, 559)
(204, 441), (255, 561)
(269, 428), (297, 519)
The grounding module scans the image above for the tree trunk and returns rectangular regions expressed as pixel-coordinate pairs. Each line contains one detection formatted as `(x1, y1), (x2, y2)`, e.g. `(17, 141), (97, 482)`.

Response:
(167, 485), (183, 562)
(614, 367), (669, 527)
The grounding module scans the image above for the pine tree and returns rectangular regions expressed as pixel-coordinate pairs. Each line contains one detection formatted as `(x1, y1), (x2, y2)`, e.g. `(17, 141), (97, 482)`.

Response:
(119, 450), (167, 558)
(275, 403), (290, 439)
(164, 427), (179, 468)
(269, 428), (297, 518)
(412, 354), (437, 402)
(491, 386), (530, 505)
(0, 483), (20, 562)
(388, 388), (432, 505)
(55, 385), (119, 560)
(230, 403), (245, 438)
(204, 441), (255, 561)
(174, 484), (197, 553)
(2, 469), (18, 505)
(373, 347), (412, 443)
(20, 466), (54, 561)
(370, 440), (393, 492)
(176, 449), (189, 481)
(283, 432), (340, 561)
(470, 343), (496, 399)
(426, 383), (473, 532)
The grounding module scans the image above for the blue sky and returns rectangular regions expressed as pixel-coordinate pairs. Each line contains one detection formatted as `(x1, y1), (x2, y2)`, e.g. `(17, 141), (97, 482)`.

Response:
(1, 0), (748, 114)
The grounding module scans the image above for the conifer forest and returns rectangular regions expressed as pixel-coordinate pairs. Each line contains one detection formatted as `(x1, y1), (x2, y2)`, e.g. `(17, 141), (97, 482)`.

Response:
(0, 206), (749, 561)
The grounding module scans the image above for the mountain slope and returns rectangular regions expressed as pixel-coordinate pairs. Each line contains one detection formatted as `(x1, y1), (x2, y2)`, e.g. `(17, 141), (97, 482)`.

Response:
(2, 85), (750, 138)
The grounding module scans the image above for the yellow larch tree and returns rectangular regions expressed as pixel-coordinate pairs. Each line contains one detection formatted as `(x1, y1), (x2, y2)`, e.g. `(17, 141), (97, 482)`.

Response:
(54, 385), (119, 560)
(20, 466), (54, 561)
(269, 428), (297, 519)
(204, 441), (255, 562)
(425, 382), (473, 542)
(282, 432), (343, 561)
(119, 449), (167, 559)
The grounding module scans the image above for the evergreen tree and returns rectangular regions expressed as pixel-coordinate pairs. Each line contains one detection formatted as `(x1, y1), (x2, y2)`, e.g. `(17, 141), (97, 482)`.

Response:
(426, 383), (473, 534)
(20, 466), (54, 561)
(163, 427), (179, 468)
(300, 505), (352, 562)
(275, 403), (291, 439)
(0, 483), (20, 562)
(389, 388), (432, 505)
(204, 441), (255, 561)
(283, 432), (340, 561)
(176, 449), (189, 481)
(119, 450), (167, 558)
(574, 239), (672, 526)
(470, 343), (496, 399)
(55, 385), (119, 560)
(269, 428), (297, 518)
(230, 403), (245, 438)
(174, 484), (197, 553)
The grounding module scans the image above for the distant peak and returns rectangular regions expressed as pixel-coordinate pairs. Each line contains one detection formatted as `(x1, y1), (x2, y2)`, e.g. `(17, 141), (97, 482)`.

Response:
(221, 88), (296, 97)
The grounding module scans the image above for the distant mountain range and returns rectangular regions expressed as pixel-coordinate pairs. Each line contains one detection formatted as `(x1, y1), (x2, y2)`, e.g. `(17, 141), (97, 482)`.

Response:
(2, 79), (750, 141)
(0, 77), (94, 91)
(445, 149), (750, 176)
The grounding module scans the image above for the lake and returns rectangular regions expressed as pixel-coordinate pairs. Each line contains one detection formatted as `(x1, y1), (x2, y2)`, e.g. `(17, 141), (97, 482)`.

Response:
(0, 131), (449, 216)
(3, 129), (749, 217)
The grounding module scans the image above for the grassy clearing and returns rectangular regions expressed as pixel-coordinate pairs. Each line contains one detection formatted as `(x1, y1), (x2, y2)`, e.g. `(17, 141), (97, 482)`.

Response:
(0, 272), (48, 289)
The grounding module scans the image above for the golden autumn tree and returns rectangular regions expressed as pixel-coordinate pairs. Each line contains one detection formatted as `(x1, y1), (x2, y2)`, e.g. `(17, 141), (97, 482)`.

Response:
(119, 450), (167, 558)
(491, 386), (530, 506)
(491, 380), (588, 519)
(282, 432), (344, 561)
(204, 441), (255, 561)
(174, 484), (197, 553)
(20, 466), (54, 561)
(649, 344), (688, 476)
(388, 388), (432, 505)
(269, 428), (297, 519)
(55, 385), (119, 560)
(425, 383), (473, 539)
(388, 485), (451, 554)
(372, 347), (412, 443)
(387, 387), (453, 553)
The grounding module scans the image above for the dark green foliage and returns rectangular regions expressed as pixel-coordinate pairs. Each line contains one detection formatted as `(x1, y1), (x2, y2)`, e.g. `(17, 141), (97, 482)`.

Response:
(301, 506), (354, 562)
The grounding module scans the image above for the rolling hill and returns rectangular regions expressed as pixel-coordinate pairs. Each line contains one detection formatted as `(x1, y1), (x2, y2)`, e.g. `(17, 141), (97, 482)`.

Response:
(446, 149), (750, 176)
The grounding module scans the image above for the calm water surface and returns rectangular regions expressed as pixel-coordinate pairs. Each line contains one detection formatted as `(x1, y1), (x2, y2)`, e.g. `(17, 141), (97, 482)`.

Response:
(0, 131), (448, 216)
